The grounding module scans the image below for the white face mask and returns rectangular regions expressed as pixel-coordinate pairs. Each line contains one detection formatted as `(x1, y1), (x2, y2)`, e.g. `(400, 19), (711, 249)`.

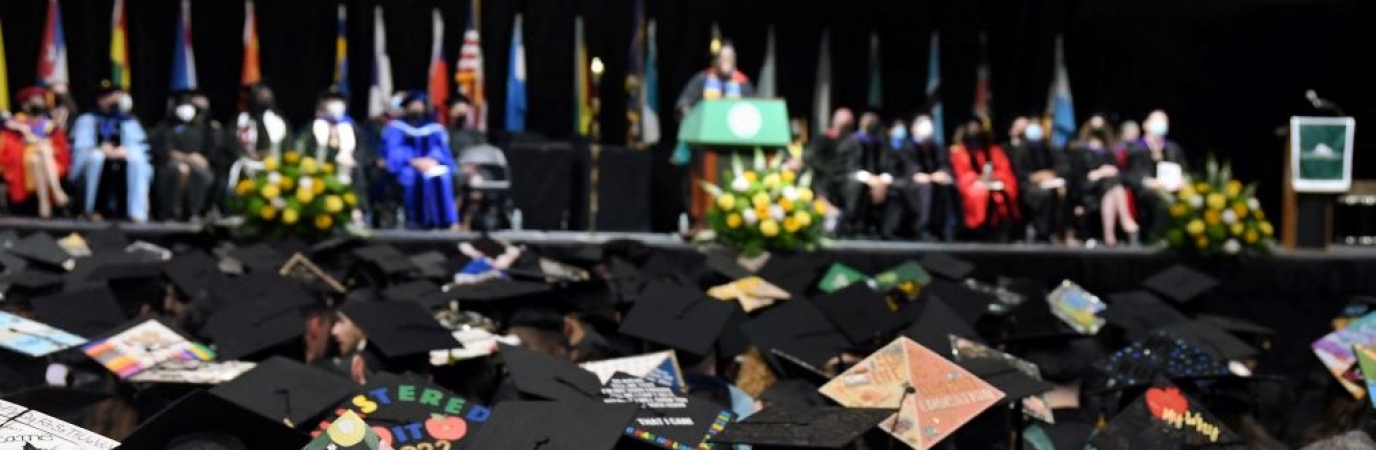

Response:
(175, 104), (197, 122)
(1024, 124), (1045, 142)
(324, 102), (347, 120)
(912, 120), (934, 141)
(117, 94), (133, 113)
(1146, 120), (1169, 137)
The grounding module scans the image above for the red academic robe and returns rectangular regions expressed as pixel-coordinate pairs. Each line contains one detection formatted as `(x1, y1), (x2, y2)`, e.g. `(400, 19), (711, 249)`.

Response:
(950, 144), (1020, 229)
(0, 116), (71, 204)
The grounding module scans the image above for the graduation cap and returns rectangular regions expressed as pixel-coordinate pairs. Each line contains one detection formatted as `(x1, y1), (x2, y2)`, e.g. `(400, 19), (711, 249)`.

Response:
(601, 372), (733, 450)
(816, 262), (872, 294)
(55, 232), (91, 257)
(1045, 280), (1107, 335)
(739, 298), (851, 370)
(323, 373), (491, 448)
(901, 296), (980, 358)
(280, 252), (348, 295)
(1312, 311), (1376, 398)
(351, 244), (417, 278)
(919, 252), (975, 281)
(82, 227), (130, 254)
(0, 395), (121, 449)
(303, 409), (389, 449)
(1159, 320), (1259, 361)
(1, 267), (65, 303)
(707, 276), (790, 313)
(1087, 382), (1242, 449)
(163, 250), (227, 303)
(1103, 291), (1188, 339)
(464, 401), (638, 450)
(200, 299), (306, 361)
(382, 279), (452, 309)
(121, 390), (311, 449)
(67, 253), (166, 314)
(758, 379), (831, 407)
(0, 310), (87, 357)
(580, 350), (686, 393)
(818, 336), (1005, 450)
(341, 300), (459, 359)
(1141, 264), (1219, 305)
(620, 281), (738, 357)
(0, 386), (111, 418)
(409, 250), (455, 280)
(9, 232), (75, 271)
(705, 251), (752, 280)
(31, 285), (126, 338)
(126, 359), (258, 385)
(0, 248), (28, 275)
(446, 279), (552, 305)
(873, 261), (932, 299)
(1100, 333), (1234, 391)
(997, 292), (1079, 344)
(81, 319), (215, 379)
(756, 254), (826, 298)
(950, 336), (1056, 422)
(811, 283), (906, 347)
(710, 406), (894, 449)
(211, 356), (358, 429)
(228, 242), (290, 273)
(499, 343), (603, 402)
(920, 278), (996, 325)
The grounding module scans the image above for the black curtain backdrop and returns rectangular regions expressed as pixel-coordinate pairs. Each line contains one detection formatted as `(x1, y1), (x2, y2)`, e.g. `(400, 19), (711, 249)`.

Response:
(2, 0), (1375, 220)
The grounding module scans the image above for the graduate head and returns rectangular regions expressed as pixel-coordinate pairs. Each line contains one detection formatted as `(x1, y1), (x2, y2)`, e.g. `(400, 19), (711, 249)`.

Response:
(1079, 116), (1115, 150)
(317, 87), (349, 121)
(1024, 117), (1046, 144)
(1119, 120), (1141, 143)
(829, 108), (855, 137)
(16, 87), (49, 116)
(958, 117), (992, 148)
(910, 114), (934, 143)
(401, 91), (433, 122)
(190, 91), (212, 116)
(449, 94), (473, 127)
(168, 90), (199, 123)
(246, 83), (275, 112)
(1008, 116), (1030, 142)
(714, 40), (738, 75)
(330, 309), (366, 355)
(1144, 109), (1170, 138)
(857, 112), (882, 137)
(96, 80), (130, 114)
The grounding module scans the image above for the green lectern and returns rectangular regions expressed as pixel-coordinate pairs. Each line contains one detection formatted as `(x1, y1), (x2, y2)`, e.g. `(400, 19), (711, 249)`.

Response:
(678, 98), (791, 222)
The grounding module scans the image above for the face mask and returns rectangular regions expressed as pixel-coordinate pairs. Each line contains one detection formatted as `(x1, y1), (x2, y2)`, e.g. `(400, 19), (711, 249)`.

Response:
(1147, 120), (1169, 137)
(324, 102), (347, 120)
(1024, 124), (1045, 142)
(23, 104), (45, 116)
(889, 126), (907, 141)
(117, 94), (133, 113)
(912, 121), (934, 142)
(175, 104), (197, 122)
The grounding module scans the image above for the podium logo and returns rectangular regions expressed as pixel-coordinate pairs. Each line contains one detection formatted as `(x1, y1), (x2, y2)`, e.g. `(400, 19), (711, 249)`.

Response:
(727, 102), (763, 139)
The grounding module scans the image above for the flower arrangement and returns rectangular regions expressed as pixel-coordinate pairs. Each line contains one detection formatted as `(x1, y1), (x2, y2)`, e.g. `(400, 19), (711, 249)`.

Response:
(227, 151), (357, 237)
(1163, 156), (1274, 256)
(699, 150), (827, 257)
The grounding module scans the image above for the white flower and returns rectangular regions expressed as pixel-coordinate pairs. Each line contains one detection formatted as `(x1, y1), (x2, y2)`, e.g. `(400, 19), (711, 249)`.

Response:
(782, 186), (799, 200)
(769, 205), (786, 221)
(270, 198), (286, 209)
(742, 209), (759, 225)
(267, 172), (282, 185)
(298, 177), (314, 191)
(1189, 195), (1204, 209)
(1223, 239), (1241, 254)
(1247, 198), (1260, 210)
(1222, 210), (1237, 224)
(731, 177), (750, 192)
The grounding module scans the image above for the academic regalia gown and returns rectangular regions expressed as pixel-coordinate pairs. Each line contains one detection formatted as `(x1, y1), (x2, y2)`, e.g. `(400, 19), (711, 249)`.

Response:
(69, 112), (152, 221)
(837, 132), (893, 235)
(951, 144), (1020, 232)
(150, 119), (226, 219)
(298, 117), (368, 212)
(382, 118), (459, 229)
(0, 115), (70, 206)
(1010, 142), (1071, 240)
(890, 138), (957, 239)
(1124, 138), (1188, 239)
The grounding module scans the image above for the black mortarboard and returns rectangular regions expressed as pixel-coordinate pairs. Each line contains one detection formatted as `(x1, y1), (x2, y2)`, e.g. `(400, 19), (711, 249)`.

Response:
(998, 293), (1079, 344)
(1159, 320), (1258, 361)
(4, 267), (64, 295)
(901, 296), (979, 358)
(382, 279), (452, 309)
(31, 285), (125, 337)
(1141, 264), (1218, 305)
(341, 300), (458, 358)
(958, 357), (1053, 404)
(1099, 333), (1233, 391)
(210, 356), (358, 429)
(1103, 291), (1188, 339)
(1195, 314), (1274, 352)
(740, 298), (851, 370)
(499, 344), (603, 402)
(227, 242), (289, 273)
(919, 279), (995, 325)
(121, 390), (311, 449)
(69, 253), (165, 313)
(811, 284), (905, 347)
(82, 227), (130, 253)
(447, 280), (552, 304)
(0, 248), (28, 274)
(619, 281), (737, 357)
(919, 253), (974, 280)
(163, 251), (226, 303)
(351, 244), (417, 277)
(0, 386), (112, 417)
(1087, 382), (1242, 449)
(465, 401), (637, 450)
(409, 250), (455, 280)
(201, 300), (306, 361)
(756, 254), (826, 298)
(705, 251), (752, 280)
(710, 406), (894, 449)
(9, 232), (74, 271)
(758, 379), (832, 407)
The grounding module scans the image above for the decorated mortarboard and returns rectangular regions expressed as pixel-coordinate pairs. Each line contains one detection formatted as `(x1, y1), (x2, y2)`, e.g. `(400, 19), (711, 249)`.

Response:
(80, 319), (216, 379)
(901, 296), (980, 358)
(1046, 280), (1106, 335)
(464, 401), (638, 450)
(1141, 264), (1219, 305)
(1100, 333), (1234, 391)
(600, 372), (733, 450)
(1355, 345), (1376, 407)
(537, 256), (592, 283)
(1087, 382), (1242, 449)
(318, 373), (491, 448)
(55, 232), (91, 257)
(0, 310), (86, 357)
(951, 336), (1055, 423)
(30, 285), (126, 338)
(1103, 290), (1188, 339)
(303, 410), (388, 449)
(873, 261), (932, 300)
(580, 350), (686, 394)
(126, 359), (257, 385)
(124, 240), (174, 262)
(0, 396), (120, 449)
(812, 283), (906, 347)
(1312, 311), (1376, 398)
(119, 390), (310, 450)
(211, 356), (358, 429)
(818, 336), (1005, 450)
(280, 252), (347, 294)
(500, 343), (604, 402)
(707, 275), (791, 313)
(341, 300), (459, 359)
(9, 232), (75, 271)
(430, 325), (519, 364)
(620, 281), (738, 357)
(710, 406), (895, 449)
(816, 262), (873, 294)
(739, 297), (851, 370)
(918, 253), (974, 281)
(454, 239), (519, 284)
(1159, 320), (1259, 361)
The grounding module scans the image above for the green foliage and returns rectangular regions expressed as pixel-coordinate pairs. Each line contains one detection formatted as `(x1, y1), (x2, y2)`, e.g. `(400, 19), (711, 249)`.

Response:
(699, 150), (826, 257)
(1163, 155), (1274, 257)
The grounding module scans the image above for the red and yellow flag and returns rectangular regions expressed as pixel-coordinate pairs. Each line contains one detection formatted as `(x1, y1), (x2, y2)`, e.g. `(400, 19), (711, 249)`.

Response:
(110, 0), (131, 90)
(241, 0), (261, 86)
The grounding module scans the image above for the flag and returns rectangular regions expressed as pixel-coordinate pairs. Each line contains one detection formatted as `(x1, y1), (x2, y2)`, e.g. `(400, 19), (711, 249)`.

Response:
(925, 32), (944, 148)
(574, 16), (592, 136)
(625, 0), (646, 145)
(505, 14), (526, 132)
(973, 31), (992, 122)
(756, 24), (777, 98)
(811, 29), (832, 135)
(867, 31), (881, 109)
(641, 20), (661, 145)
(427, 9), (449, 123)
(38, 0), (68, 86)
(367, 6), (393, 118)
(170, 0), (197, 90)
(110, 0), (131, 90)
(333, 5), (348, 96)
(0, 19), (8, 112)
(241, 0), (260, 86)
(1047, 35), (1075, 149)
(455, 0), (486, 132)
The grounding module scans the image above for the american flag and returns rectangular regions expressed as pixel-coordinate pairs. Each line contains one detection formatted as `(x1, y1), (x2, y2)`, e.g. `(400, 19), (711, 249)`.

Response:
(455, 0), (486, 132)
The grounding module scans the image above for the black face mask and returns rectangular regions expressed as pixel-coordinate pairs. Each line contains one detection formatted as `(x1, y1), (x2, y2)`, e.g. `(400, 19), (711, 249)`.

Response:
(23, 104), (45, 116)
(407, 111), (428, 122)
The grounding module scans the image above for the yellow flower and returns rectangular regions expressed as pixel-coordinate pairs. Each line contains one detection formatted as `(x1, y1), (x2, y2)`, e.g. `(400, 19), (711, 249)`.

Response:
(779, 198), (795, 212)
(1196, 236), (1209, 249)
(754, 205), (769, 221)
(235, 180), (256, 196)
(716, 194), (737, 211)
(759, 219), (780, 237)
(296, 187), (315, 204)
(1227, 180), (1243, 197)
(259, 205), (277, 220)
(324, 195), (344, 213)
(1195, 182), (1210, 194)
(263, 156), (279, 171)
(752, 192), (771, 210)
(1259, 221), (1274, 237)
(743, 171), (758, 183)
(283, 151), (301, 165)
(1230, 222), (1245, 237)
(1244, 229), (1259, 244)
(781, 170), (797, 184)
(312, 178), (326, 194)
(1186, 219), (1205, 236)
(813, 200), (828, 215)
(783, 217), (801, 233)
(1231, 203), (1248, 218)
(1178, 185), (1196, 201)
(798, 188), (815, 203)
(1206, 193), (1226, 211)
(315, 214), (334, 230)
(260, 185), (280, 199)
(726, 213), (743, 229)
(1204, 210), (1222, 225)
(763, 173), (781, 188)
(793, 210), (812, 228)
(343, 192), (358, 206)
(279, 175), (294, 191)
(323, 163), (336, 175)
(1169, 203), (1188, 218)
(281, 208), (299, 225)
(1253, 209), (1265, 221)
(300, 157), (319, 174)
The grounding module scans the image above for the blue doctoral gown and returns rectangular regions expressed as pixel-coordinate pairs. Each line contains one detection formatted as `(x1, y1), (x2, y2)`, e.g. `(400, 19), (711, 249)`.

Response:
(69, 112), (152, 221)
(382, 119), (458, 229)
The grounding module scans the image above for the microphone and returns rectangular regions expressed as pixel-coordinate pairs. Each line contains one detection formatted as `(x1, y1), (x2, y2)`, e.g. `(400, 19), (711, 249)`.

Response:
(1306, 89), (1346, 116)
